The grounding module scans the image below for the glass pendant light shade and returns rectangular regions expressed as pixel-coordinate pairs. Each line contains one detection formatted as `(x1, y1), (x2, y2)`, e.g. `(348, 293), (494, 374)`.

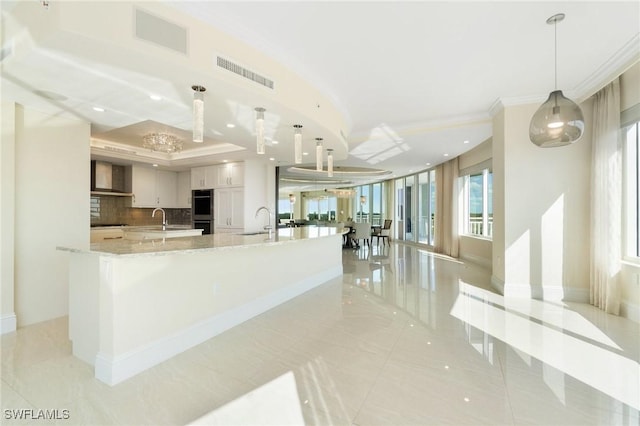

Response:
(529, 13), (584, 148)
(191, 85), (206, 143)
(294, 124), (303, 164)
(327, 149), (334, 177)
(315, 138), (323, 171)
(529, 90), (584, 147)
(255, 107), (265, 154)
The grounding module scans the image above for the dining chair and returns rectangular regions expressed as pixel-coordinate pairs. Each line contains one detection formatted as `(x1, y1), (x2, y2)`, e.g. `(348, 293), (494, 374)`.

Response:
(373, 219), (392, 245)
(351, 222), (371, 248)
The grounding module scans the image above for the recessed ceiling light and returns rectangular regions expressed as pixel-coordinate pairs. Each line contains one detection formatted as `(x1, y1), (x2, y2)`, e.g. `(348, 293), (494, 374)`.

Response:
(463, 140), (469, 144)
(149, 95), (162, 101)
(222, 159), (228, 163)
(226, 123), (235, 128)
(444, 153), (449, 157)
(269, 157), (275, 161)
(152, 164), (158, 167)
(272, 140), (279, 145)
(426, 162), (431, 166)
(92, 106), (105, 112)
(303, 152), (309, 156)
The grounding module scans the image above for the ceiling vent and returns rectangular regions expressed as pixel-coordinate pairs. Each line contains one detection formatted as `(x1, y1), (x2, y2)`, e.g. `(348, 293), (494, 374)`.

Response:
(134, 9), (188, 55)
(216, 56), (274, 90)
(103, 146), (138, 155)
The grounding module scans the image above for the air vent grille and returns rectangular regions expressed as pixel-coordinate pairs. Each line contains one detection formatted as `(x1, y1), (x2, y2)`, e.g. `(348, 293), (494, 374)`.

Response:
(103, 146), (138, 155)
(217, 56), (274, 90)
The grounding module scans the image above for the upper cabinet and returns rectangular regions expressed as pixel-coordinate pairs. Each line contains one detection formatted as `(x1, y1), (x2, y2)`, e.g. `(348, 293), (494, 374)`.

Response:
(191, 163), (244, 189)
(216, 163), (244, 187)
(176, 171), (191, 208)
(126, 166), (178, 208)
(191, 165), (217, 190)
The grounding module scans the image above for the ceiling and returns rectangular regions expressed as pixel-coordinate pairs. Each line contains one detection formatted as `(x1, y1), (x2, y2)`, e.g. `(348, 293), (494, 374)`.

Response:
(1, 1), (638, 192)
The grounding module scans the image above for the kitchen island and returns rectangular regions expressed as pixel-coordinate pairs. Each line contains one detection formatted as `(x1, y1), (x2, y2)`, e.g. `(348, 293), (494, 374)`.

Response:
(58, 227), (343, 385)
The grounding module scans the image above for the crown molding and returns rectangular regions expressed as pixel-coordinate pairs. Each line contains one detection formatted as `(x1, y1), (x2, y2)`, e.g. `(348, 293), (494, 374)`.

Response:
(490, 34), (640, 116)
(573, 33), (640, 102)
(488, 95), (546, 117)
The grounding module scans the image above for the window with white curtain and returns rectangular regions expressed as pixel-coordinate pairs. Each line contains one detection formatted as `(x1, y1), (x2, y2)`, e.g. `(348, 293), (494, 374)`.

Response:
(624, 120), (639, 259)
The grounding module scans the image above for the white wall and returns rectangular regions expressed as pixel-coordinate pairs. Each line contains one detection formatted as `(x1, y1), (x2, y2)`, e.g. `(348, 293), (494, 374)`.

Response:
(14, 105), (90, 326)
(492, 102), (592, 302)
(620, 62), (640, 112)
(1, 103), (17, 333)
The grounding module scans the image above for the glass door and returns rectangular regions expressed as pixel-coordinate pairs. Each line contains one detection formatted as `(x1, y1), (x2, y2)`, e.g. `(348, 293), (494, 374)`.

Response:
(395, 179), (405, 240)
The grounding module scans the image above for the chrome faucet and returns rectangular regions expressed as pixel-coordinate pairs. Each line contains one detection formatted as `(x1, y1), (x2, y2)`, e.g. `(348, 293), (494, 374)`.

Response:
(152, 208), (167, 231)
(255, 206), (273, 237)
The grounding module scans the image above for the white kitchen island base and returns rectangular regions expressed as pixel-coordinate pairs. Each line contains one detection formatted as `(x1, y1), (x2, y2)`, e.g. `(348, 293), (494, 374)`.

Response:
(60, 227), (343, 386)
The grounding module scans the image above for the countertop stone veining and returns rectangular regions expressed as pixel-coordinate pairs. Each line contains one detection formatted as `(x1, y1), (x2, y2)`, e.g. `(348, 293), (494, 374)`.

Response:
(60, 226), (341, 257)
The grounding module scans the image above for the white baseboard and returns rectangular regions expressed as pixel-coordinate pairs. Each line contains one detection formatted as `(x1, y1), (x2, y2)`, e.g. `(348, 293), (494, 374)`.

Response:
(461, 254), (492, 270)
(1, 313), (17, 334)
(95, 266), (342, 386)
(490, 275), (505, 295)
(490, 277), (589, 303)
(621, 300), (640, 324)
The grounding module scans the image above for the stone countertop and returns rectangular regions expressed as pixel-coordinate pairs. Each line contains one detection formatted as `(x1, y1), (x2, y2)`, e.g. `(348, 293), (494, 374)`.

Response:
(90, 224), (193, 230)
(60, 226), (340, 258)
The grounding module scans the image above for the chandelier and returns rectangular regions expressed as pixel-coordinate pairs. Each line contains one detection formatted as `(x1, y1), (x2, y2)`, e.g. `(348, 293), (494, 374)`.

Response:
(142, 133), (183, 153)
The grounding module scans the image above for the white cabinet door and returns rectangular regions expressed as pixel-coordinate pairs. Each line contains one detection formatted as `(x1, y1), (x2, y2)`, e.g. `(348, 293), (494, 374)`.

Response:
(191, 165), (217, 189)
(215, 187), (244, 229)
(216, 163), (244, 187)
(229, 187), (244, 227)
(156, 170), (177, 207)
(129, 166), (177, 208)
(177, 171), (192, 208)
(191, 167), (206, 189)
(130, 166), (157, 207)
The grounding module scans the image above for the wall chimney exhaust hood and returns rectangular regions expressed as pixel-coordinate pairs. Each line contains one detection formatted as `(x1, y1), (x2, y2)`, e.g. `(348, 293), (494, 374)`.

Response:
(91, 161), (132, 196)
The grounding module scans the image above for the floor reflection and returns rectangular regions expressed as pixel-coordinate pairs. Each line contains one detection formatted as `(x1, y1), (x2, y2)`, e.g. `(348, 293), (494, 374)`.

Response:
(342, 243), (640, 423)
(2, 242), (639, 425)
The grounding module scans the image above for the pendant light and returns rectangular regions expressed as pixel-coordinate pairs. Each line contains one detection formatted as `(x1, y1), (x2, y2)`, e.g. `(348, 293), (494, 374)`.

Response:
(294, 124), (303, 164)
(529, 13), (584, 147)
(191, 85), (206, 143)
(315, 138), (323, 171)
(289, 194), (296, 221)
(255, 107), (266, 154)
(327, 149), (334, 177)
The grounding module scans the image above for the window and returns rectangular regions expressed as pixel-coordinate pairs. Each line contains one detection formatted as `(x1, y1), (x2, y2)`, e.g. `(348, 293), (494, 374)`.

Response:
(278, 198), (292, 221)
(624, 121), (639, 258)
(462, 168), (493, 238)
(351, 183), (385, 224)
(418, 170), (436, 245)
(304, 196), (337, 221)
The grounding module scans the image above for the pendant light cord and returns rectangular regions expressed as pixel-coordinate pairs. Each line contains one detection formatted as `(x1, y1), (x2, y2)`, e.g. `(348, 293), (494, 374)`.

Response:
(554, 19), (558, 90)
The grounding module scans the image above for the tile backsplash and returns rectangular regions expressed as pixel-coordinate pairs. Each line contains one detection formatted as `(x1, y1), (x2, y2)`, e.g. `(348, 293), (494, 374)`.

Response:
(90, 195), (191, 226)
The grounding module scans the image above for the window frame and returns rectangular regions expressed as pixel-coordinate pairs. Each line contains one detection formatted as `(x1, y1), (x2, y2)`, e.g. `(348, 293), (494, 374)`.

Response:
(623, 120), (640, 261)
(461, 167), (493, 240)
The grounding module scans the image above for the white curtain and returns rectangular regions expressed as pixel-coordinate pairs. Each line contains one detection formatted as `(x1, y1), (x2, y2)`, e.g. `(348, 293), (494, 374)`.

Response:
(434, 157), (459, 257)
(590, 78), (622, 315)
(384, 180), (394, 239)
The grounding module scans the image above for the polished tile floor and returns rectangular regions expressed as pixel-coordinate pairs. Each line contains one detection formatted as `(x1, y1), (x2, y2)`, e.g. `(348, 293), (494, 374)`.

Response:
(1, 243), (639, 425)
